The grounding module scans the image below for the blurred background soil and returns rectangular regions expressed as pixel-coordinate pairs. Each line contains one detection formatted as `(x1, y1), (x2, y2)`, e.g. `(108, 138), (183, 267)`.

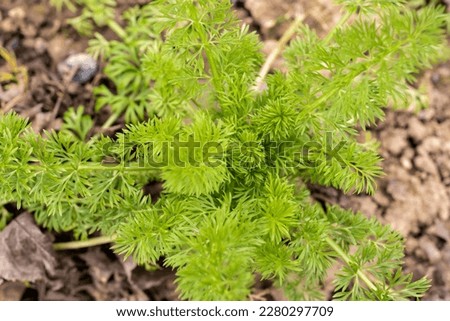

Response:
(0, 0), (449, 300)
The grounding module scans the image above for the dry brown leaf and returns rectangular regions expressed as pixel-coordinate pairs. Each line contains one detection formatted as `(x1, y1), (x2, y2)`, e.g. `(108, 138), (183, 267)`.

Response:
(0, 213), (56, 283)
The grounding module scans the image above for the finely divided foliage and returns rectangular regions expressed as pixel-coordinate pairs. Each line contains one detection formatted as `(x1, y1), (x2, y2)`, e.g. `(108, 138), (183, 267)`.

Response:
(1, 0), (447, 300)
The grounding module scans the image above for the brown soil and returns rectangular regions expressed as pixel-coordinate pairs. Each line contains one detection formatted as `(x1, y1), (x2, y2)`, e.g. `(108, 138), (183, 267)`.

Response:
(1, 0), (449, 300)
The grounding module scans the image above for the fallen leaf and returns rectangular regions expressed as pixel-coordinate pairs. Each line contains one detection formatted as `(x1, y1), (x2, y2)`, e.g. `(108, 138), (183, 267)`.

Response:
(0, 281), (26, 300)
(0, 213), (56, 283)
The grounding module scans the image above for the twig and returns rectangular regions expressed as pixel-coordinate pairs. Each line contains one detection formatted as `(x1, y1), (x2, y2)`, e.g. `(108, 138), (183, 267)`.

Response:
(253, 15), (304, 92)
(1, 94), (25, 114)
(322, 10), (352, 44)
(53, 235), (116, 250)
(108, 20), (127, 39)
(326, 237), (378, 292)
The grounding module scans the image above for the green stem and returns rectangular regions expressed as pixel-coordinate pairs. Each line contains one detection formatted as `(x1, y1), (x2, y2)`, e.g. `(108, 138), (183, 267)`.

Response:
(197, 26), (221, 90)
(205, 47), (220, 87)
(10, 163), (159, 174)
(306, 23), (415, 114)
(77, 164), (157, 172)
(101, 113), (120, 130)
(107, 21), (127, 39)
(53, 235), (116, 251)
(254, 15), (304, 92)
(323, 10), (353, 44)
(295, 10), (353, 113)
(326, 237), (378, 292)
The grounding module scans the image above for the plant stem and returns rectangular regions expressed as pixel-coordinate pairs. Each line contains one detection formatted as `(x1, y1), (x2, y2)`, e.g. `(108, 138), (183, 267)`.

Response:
(254, 15), (304, 92)
(101, 113), (119, 130)
(196, 22), (221, 90)
(323, 10), (352, 44)
(326, 237), (378, 292)
(77, 164), (157, 172)
(252, 8), (352, 94)
(108, 20), (127, 39)
(53, 235), (116, 250)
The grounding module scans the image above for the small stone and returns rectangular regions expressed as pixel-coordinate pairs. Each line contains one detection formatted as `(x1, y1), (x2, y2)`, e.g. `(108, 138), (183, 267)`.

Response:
(444, 142), (450, 153)
(47, 36), (71, 63)
(436, 154), (450, 180)
(28, 4), (47, 27)
(380, 129), (408, 156)
(418, 108), (435, 121)
(21, 23), (38, 38)
(417, 136), (442, 155)
(422, 178), (450, 221)
(405, 237), (419, 254)
(427, 221), (450, 242)
(386, 179), (410, 201)
(414, 154), (439, 176)
(400, 156), (413, 170)
(67, 83), (80, 95)
(436, 120), (450, 141)
(34, 38), (47, 54)
(384, 201), (418, 236)
(8, 7), (26, 20)
(57, 53), (98, 84)
(0, 18), (17, 33)
(373, 191), (390, 207)
(22, 38), (34, 49)
(395, 112), (410, 128)
(408, 118), (428, 143)
(356, 196), (378, 215)
(419, 237), (441, 264)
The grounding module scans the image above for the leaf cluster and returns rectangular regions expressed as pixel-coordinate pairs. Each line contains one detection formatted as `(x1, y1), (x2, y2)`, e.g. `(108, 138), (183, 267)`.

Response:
(50, 0), (116, 35)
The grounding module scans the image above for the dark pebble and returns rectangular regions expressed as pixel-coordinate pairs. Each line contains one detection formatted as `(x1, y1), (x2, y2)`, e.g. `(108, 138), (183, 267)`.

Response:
(57, 53), (98, 84)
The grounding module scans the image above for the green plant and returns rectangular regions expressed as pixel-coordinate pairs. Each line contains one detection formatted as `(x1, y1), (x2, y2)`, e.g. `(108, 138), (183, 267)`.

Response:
(51, 0), (124, 36)
(52, 0), (160, 127)
(2, 0), (448, 300)
(61, 106), (94, 141)
(89, 3), (161, 128)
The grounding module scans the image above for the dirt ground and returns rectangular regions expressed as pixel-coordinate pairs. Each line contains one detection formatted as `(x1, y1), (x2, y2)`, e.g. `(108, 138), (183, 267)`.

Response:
(0, 0), (449, 300)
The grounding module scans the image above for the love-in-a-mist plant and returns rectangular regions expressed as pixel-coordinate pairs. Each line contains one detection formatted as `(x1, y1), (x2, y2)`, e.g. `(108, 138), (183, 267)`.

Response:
(50, 0), (123, 36)
(2, 0), (448, 300)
